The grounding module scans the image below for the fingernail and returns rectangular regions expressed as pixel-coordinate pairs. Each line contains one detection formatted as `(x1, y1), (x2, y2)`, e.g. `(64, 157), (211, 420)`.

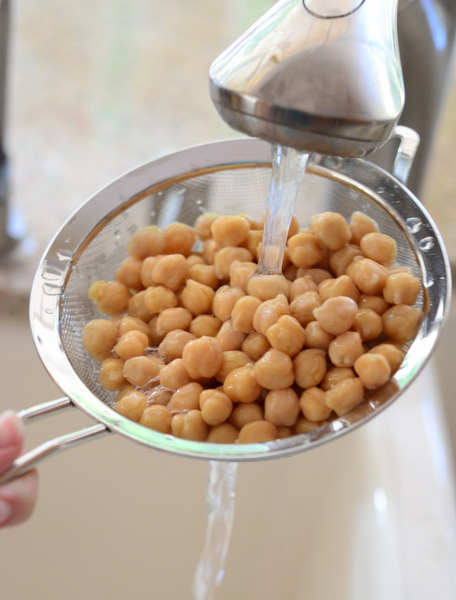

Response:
(0, 411), (24, 447)
(0, 499), (12, 526)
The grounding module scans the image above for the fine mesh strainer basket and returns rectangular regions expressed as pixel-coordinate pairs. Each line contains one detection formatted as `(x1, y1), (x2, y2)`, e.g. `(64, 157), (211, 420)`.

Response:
(1, 134), (451, 482)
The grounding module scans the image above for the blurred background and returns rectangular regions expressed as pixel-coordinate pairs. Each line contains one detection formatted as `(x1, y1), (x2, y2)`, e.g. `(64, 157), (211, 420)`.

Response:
(0, 1), (456, 599)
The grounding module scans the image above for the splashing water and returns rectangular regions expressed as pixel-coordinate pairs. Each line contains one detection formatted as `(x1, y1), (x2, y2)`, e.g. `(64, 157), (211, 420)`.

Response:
(193, 461), (238, 600)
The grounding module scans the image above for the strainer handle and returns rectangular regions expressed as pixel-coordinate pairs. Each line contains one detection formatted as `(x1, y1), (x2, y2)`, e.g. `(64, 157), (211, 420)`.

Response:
(392, 125), (420, 186)
(0, 398), (109, 484)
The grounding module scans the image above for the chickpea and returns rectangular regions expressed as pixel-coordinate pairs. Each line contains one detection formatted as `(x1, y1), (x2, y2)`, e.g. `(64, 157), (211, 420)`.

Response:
(189, 314), (222, 338)
(298, 268), (333, 285)
(299, 387), (332, 422)
(354, 353), (391, 389)
(159, 358), (193, 390)
(347, 258), (389, 295)
(186, 254), (206, 269)
(241, 332), (271, 361)
(146, 386), (173, 406)
(289, 275), (317, 300)
(207, 423), (239, 444)
(264, 388), (300, 426)
(349, 211), (378, 245)
(381, 304), (422, 343)
(283, 263), (299, 281)
(328, 331), (364, 368)
(83, 318), (118, 361)
(202, 239), (218, 265)
(289, 291), (322, 327)
(287, 215), (300, 238)
(155, 307), (193, 336)
(223, 364), (262, 403)
(288, 231), (326, 268)
(325, 377), (365, 416)
(352, 308), (383, 341)
(171, 409), (208, 441)
(213, 285), (245, 322)
(246, 273), (289, 301)
(253, 349), (295, 390)
(118, 315), (151, 342)
(140, 256), (161, 288)
(318, 274), (360, 303)
(369, 343), (405, 374)
(128, 290), (155, 322)
(151, 254), (189, 291)
(115, 256), (143, 291)
(310, 211), (351, 250)
(242, 230), (263, 257)
(358, 294), (389, 315)
(158, 329), (195, 361)
(199, 389), (233, 426)
(360, 232), (397, 266)
(214, 246), (253, 280)
(167, 382), (203, 414)
(162, 222), (196, 256)
(88, 280), (131, 316)
(304, 321), (334, 350)
(188, 263), (219, 289)
(328, 244), (363, 277)
(216, 320), (246, 351)
(293, 416), (323, 435)
(313, 296), (358, 335)
(180, 279), (215, 316)
(216, 351), (252, 383)
(182, 336), (224, 379)
(265, 315), (305, 356)
(140, 405), (172, 434)
(194, 212), (219, 241)
(230, 402), (264, 429)
(231, 295), (263, 333)
(229, 261), (257, 293)
(320, 366), (355, 391)
(237, 420), (278, 444)
(127, 225), (165, 259)
(113, 330), (149, 361)
(148, 315), (166, 346)
(99, 358), (126, 391)
(252, 294), (290, 336)
(277, 426), (293, 439)
(144, 285), (177, 314)
(115, 390), (147, 422)
(383, 271), (421, 305)
(122, 355), (163, 387)
(293, 348), (327, 389)
(211, 214), (250, 247)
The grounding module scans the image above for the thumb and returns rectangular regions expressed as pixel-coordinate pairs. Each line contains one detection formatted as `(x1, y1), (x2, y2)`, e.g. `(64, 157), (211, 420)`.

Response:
(0, 411), (24, 473)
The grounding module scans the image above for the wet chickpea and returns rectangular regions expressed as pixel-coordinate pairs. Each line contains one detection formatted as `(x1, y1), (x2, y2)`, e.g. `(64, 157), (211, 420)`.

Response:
(328, 244), (363, 277)
(194, 212), (219, 241)
(216, 351), (252, 383)
(320, 366), (355, 391)
(289, 291), (322, 327)
(146, 386), (173, 406)
(214, 246), (253, 280)
(186, 253), (206, 269)
(144, 285), (177, 314)
(115, 256), (143, 291)
(99, 357), (126, 391)
(159, 358), (193, 390)
(293, 416), (323, 435)
(252, 294), (290, 336)
(122, 355), (163, 387)
(299, 387), (332, 422)
(231, 295), (263, 333)
(200, 389), (233, 426)
(283, 263), (299, 281)
(318, 274), (360, 303)
(369, 343), (405, 374)
(310, 211), (351, 250)
(118, 315), (151, 342)
(247, 273), (289, 301)
(113, 330), (149, 361)
(347, 258), (389, 295)
(202, 239), (218, 264)
(223, 364), (262, 403)
(328, 331), (364, 368)
(287, 215), (300, 238)
(88, 280), (131, 316)
(167, 382), (203, 414)
(382, 304), (422, 344)
(383, 271), (421, 305)
(148, 315), (166, 346)
(162, 222), (196, 256)
(151, 254), (189, 291)
(288, 231), (326, 268)
(158, 329), (195, 361)
(354, 353), (391, 389)
(229, 261), (257, 293)
(182, 336), (224, 379)
(189, 314), (222, 338)
(360, 232), (397, 266)
(188, 263), (219, 289)
(289, 275), (317, 300)
(83, 318), (118, 361)
(242, 230), (263, 257)
(128, 290), (155, 322)
(207, 423), (239, 444)
(171, 409), (208, 441)
(265, 315), (305, 357)
(211, 214), (250, 248)
(140, 405), (172, 434)
(349, 211), (378, 245)
(253, 349), (295, 390)
(264, 388), (300, 426)
(294, 348), (327, 389)
(325, 377), (365, 416)
(352, 308), (383, 341)
(140, 256), (161, 288)
(127, 226), (165, 259)
(216, 320), (246, 351)
(212, 285), (245, 322)
(180, 279), (215, 316)
(115, 390), (147, 422)
(230, 402), (263, 429)
(358, 294), (389, 315)
(298, 268), (333, 285)
(304, 321), (334, 350)
(155, 307), (193, 336)
(237, 420), (278, 444)
(313, 296), (358, 335)
(241, 331), (270, 361)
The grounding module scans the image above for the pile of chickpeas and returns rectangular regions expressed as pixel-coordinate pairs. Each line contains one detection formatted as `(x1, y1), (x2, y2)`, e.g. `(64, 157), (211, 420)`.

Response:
(82, 209), (423, 444)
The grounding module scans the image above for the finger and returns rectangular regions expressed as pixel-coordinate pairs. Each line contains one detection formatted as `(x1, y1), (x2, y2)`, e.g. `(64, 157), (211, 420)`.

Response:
(0, 411), (24, 472)
(0, 469), (39, 527)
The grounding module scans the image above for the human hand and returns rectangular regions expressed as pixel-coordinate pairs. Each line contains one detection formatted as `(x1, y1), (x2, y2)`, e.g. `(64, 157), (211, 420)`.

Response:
(0, 411), (38, 527)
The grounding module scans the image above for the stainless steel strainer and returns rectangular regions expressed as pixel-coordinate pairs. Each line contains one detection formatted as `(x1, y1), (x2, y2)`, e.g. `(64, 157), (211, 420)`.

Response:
(0, 132), (451, 482)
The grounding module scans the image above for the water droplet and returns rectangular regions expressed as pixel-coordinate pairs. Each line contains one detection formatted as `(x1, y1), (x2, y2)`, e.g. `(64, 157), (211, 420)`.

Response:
(57, 249), (73, 262)
(42, 282), (62, 296)
(426, 276), (434, 288)
(406, 217), (422, 234)
(418, 236), (435, 252)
